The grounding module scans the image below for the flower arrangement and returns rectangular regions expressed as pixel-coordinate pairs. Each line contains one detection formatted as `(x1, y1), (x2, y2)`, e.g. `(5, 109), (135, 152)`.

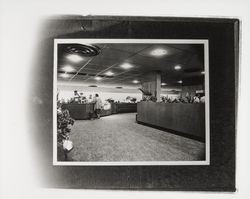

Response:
(142, 95), (157, 102)
(106, 98), (114, 103)
(57, 104), (74, 160)
(126, 96), (137, 103)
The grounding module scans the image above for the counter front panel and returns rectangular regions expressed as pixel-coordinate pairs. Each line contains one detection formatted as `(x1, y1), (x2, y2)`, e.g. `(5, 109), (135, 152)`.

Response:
(62, 104), (96, 120)
(115, 103), (137, 113)
(137, 101), (205, 140)
(62, 103), (137, 120)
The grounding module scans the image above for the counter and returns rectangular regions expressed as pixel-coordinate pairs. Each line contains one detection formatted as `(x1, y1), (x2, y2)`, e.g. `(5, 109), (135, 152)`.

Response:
(62, 103), (112, 120)
(62, 102), (137, 120)
(136, 101), (205, 141)
(113, 103), (137, 113)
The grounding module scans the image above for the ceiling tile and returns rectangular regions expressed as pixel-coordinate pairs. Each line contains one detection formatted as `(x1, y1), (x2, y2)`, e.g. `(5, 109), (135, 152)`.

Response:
(106, 43), (152, 54)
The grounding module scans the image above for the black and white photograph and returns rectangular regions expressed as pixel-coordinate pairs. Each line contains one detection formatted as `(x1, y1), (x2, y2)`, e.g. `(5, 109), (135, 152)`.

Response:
(2, 0), (248, 196)
(54, 39), (209, 165)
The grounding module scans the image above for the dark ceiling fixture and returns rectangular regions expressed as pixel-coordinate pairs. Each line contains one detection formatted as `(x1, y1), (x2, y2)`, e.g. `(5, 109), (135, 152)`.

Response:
(88, 85), (98, 87)
(116, 86), (123, 89)
(66, 43), (101, 57)
(58, 71), (87, 76)
(105, 76), (114, 78)
(87, 74), (96, 77)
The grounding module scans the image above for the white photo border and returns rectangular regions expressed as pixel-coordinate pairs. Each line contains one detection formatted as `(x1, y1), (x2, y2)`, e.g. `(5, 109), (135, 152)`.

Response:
(53, 39), (210, 166)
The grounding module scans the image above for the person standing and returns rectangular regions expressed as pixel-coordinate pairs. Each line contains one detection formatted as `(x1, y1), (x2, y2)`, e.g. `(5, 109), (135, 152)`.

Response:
(88, 94), (93, 103)
(93, 94), (102, 119)
(73, 90), (81, 103)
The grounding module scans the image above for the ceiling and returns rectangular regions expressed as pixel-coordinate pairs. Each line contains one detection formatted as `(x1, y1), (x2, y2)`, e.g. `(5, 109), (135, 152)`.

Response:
(57, 42), (205, 89)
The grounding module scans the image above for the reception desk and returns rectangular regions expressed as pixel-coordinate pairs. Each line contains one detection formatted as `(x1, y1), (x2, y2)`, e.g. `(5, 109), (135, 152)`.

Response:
(136, 101), (205, 141)
(62, 102), (137, 120)
(62, 103), (112, 120)
(114, 103), (137, 113)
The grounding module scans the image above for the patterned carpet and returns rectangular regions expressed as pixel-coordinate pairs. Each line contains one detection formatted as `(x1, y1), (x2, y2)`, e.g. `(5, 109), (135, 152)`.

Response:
(67, 113), (205, 162)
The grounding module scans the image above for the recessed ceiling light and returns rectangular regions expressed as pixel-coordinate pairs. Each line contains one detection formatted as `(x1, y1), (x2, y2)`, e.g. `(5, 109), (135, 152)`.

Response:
(174, 65), (182, 70)
(94, 76), (102, 81)
(105, 71), (114, 76)
(61, 65), (75, 72)
(67, 54), (84, 62)
(201, 71), (205, 74)
(120, 63), (134, 69)
(132, 80), (139, 84)
(177, 80), (183, 84)
(60, 73), (70, 78)
(161, 83), (167, 86)
(150, 48), (168, 57)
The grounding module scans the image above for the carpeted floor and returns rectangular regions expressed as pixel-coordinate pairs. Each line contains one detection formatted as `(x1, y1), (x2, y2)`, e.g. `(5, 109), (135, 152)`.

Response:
(67, 113), (205, 162)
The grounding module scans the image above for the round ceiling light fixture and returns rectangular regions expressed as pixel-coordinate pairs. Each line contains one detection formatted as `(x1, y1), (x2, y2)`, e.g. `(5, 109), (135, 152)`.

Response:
(174, 65), (182, 70)
(120, 63), (134, 69)
(94, 76), (102, 81)
(66, 54), (84, 63)
(61, 65), (75, 72)
(132, 80), (140, 84)
(105, 71), (114, 76)
(150, 48), (168, 57)
(66, 43), (101, 57)
(60, 73), (70, 78)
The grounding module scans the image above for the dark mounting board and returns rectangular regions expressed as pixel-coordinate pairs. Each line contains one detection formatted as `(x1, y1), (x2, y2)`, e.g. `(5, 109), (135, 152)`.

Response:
(31, 15), (239, 191)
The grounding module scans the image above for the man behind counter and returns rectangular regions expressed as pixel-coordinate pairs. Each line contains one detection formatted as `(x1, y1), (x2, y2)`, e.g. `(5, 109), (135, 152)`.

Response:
(73, 90), (81, 103)
(92, 94), (103, 119)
